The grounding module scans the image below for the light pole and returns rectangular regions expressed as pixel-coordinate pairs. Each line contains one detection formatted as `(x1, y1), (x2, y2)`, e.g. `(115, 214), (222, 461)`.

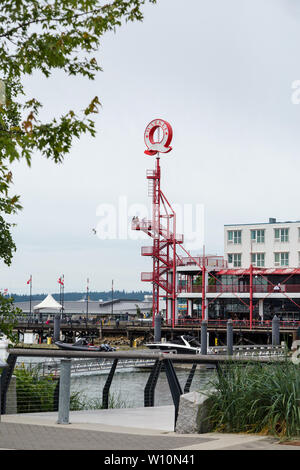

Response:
(86, 278), (89, 327)
(111, 280), (114, 317)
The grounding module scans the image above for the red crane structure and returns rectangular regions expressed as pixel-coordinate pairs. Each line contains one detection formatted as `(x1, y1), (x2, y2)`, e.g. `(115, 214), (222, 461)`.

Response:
(132, 119), (183, 328)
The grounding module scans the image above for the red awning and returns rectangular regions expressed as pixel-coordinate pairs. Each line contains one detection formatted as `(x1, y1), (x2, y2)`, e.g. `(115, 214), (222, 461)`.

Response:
(217, 268), (300, 276)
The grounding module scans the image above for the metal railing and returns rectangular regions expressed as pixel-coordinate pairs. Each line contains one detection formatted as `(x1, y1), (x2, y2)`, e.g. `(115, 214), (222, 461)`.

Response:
(178, 284), (300, 294)
(166, 318), (300, 329)
(0, 348), (292, 430)
(38, 357), (155, 377)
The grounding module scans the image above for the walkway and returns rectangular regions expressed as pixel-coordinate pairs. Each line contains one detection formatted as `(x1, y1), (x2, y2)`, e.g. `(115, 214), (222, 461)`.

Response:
(1, 406), (299, 451)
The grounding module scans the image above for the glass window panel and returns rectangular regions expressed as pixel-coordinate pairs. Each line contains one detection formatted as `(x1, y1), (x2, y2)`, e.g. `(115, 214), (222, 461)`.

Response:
(257, 230), (265, 243)
(233, 230), (241, 244)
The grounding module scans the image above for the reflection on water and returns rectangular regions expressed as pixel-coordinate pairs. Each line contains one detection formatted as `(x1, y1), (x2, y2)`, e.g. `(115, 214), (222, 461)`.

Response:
(71, 366), (216, 408)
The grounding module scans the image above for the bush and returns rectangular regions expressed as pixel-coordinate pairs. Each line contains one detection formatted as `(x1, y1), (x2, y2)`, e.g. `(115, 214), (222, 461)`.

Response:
(14, 365), (57, 413)
(14, 365), (131, 412)
(207, 361), (300, 439)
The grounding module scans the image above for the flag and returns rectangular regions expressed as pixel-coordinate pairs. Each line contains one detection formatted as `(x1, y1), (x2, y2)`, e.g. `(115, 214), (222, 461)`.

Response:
(58, 277), (64, 286)
(27, 276), (31, 285)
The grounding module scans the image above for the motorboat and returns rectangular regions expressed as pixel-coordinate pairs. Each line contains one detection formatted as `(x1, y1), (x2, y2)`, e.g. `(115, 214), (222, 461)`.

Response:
(145, 334), (203, 354)
(55, 338), (116, 352)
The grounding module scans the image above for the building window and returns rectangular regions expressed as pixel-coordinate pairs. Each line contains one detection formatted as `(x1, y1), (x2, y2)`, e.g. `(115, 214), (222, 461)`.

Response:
(274, 228), (289, 242)
(228, 253), (241, 267)
(274, 252), (289, 266)
(228, 230), (241, 244)
(251, 253), (265, 267)
(251, 229), (265, 243)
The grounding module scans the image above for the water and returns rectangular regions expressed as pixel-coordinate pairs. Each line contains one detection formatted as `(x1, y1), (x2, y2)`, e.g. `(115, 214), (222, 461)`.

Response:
(16, 356), (216, 408)
(70, 366), (216, 408)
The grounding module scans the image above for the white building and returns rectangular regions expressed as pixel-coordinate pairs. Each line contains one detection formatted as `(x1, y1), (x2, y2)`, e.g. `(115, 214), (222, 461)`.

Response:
(224, 218), (300, 269)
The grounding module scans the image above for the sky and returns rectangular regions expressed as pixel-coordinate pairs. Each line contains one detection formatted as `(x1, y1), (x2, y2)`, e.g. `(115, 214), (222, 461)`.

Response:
(2, 0), (300, 294)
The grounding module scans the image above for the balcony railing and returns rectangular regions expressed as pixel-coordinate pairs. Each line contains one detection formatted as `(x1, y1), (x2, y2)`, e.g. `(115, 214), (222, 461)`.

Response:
(166, 318), (300, 329)
(177, 256), (227, 269)
(178, 284), (300, 294)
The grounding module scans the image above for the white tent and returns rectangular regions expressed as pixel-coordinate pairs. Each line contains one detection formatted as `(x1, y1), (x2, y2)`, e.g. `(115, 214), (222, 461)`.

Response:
(33, 294), (62, 311)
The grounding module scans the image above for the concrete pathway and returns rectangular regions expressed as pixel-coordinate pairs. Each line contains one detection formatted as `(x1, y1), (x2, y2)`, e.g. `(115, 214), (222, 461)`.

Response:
(1, 406), (299, 450)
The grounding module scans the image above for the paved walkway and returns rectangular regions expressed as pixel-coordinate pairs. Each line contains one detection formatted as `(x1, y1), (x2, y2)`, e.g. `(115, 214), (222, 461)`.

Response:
(1, 406), (299, 451)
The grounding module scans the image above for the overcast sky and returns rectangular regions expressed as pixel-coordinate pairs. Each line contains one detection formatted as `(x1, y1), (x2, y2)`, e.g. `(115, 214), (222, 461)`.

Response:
(2, 0), (300, 295)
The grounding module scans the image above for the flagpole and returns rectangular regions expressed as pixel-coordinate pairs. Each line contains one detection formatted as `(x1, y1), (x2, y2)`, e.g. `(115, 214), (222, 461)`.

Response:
(86, 278), (89, 327)
(29, 275), (32, 318)
(62, 274), (64, 318)
(60, 280), (62, 318)
(111, 280), (114, 317)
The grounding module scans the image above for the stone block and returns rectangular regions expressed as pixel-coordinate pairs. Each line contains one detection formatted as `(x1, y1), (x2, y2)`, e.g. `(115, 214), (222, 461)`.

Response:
(175, 390), (215, 434)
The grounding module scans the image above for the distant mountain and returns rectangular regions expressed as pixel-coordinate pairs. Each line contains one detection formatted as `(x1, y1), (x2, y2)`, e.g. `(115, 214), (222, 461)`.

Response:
(11, 290), (152, 303)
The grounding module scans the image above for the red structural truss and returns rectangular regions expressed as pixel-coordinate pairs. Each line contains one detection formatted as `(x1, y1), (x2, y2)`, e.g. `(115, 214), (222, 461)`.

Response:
(132, 156), (183, 328)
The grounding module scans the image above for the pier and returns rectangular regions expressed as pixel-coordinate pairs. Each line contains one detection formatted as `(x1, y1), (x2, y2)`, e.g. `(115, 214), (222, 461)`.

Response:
(13, 318), (300, 348)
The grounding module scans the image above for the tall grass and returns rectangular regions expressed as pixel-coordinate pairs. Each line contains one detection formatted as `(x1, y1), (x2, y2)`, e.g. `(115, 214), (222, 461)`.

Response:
(14, 365), (132, 412)
(14, 365), (57, 413)
(70, 390), (131, 410)
(207, 361), (300, 439)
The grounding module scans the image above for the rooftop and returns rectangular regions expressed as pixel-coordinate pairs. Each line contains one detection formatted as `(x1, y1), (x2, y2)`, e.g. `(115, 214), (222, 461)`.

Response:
(225, 218), (300, 227)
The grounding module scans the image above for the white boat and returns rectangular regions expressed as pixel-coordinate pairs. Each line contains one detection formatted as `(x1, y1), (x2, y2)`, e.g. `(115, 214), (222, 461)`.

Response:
(145, 335), (203, 354)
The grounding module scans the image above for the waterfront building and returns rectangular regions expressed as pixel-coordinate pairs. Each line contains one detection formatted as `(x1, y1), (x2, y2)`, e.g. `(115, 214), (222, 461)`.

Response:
(176, 219), (300, 323)
(14, 295), (161, 322)
(224, 218), (300, 269)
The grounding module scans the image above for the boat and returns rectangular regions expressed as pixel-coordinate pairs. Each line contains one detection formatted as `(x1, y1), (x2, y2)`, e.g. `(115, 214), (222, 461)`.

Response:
(145, 334), (203, 354)
(55, 338), (116, 352)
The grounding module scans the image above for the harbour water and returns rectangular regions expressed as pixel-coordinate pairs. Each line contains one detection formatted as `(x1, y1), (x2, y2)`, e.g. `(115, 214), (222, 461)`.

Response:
(70, 366), (216, 408)
(16, 355), (216, 409)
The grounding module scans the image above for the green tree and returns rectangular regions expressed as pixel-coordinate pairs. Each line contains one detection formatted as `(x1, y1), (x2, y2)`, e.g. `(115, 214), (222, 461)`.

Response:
(0, 294), (22, 342)
(0, 0), (156, 340)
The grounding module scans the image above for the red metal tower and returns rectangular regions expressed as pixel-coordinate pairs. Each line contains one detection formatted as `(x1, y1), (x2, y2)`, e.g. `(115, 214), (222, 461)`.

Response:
(132, 119), (183, 327)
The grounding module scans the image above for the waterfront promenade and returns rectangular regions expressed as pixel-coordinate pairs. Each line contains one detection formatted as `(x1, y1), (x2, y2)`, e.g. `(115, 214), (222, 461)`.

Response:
(1, 406), (299, 450)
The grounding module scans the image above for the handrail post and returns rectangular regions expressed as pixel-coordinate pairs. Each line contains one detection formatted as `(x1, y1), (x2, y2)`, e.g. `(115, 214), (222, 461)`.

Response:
(0, 360), (9, 422)
(227, 319), (233, 356)
(57, 358), (71, 424)
(272, 315), (280, 346)
(201, 320), (208, 355)
(102, 359), (118, 409)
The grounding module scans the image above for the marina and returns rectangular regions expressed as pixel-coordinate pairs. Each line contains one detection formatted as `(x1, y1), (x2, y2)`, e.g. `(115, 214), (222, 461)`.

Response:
(1, 0), (300, 451)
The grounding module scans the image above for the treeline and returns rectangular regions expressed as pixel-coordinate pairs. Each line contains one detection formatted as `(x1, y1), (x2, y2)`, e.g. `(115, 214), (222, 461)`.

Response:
(11, 290), (152, 303)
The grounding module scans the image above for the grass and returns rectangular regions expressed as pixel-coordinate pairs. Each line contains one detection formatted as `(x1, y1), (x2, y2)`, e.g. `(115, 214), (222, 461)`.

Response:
(14, 365), (57, 413)
(206, 361), (300, 440)
(70, 390), (131, 410)
(14, 364), (132, 413)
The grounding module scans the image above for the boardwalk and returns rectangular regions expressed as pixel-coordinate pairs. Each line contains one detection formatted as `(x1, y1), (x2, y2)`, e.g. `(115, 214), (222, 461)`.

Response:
(1, 407), (299, 451)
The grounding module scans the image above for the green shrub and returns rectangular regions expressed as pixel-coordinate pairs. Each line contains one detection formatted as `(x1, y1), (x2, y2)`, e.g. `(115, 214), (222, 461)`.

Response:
(14, 365), (57, 413)
(14, 365), (131, 412)
(207, 361), (300, 439)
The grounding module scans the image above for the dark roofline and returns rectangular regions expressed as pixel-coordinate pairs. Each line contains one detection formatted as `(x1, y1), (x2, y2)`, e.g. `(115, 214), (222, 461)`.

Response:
(225, 221), (300, 227)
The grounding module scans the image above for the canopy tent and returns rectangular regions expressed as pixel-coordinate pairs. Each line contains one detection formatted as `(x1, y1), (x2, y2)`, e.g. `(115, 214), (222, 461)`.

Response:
(33, 294), (62, 311)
